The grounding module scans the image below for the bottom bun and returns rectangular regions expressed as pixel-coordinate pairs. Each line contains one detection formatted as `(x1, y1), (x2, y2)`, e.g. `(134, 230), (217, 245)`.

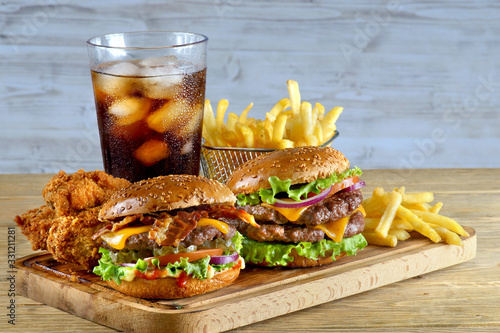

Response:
(253, 248), (347, 268)
(106, 267), (241, 299)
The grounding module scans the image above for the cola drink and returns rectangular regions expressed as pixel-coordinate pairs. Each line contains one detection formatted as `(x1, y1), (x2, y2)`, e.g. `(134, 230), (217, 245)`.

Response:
(90, 56), (206, 182)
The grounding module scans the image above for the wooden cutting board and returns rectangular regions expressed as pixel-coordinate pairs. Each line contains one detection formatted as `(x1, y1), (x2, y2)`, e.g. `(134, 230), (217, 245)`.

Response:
(15, 227), (476, 333)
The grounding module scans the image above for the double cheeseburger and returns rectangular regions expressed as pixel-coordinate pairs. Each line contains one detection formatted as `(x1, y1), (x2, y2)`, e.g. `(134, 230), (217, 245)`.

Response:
(92, 174), (256, 299)
(225, 146), (368, 268)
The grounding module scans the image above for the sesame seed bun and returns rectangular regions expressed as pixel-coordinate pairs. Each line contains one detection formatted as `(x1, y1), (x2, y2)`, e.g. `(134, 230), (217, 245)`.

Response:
(99, 174), (236, 220)
(105, 266), (241, 299)
(226, 146), (350, 195)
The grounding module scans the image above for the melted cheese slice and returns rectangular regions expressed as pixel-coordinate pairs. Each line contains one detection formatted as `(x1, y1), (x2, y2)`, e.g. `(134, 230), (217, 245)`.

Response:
(100, 225), (152, 250)
(197, 218), (230, 234)
(101, 219), (230, 250)
(260, 202), (309, 222)
(314, 206), (366, 243)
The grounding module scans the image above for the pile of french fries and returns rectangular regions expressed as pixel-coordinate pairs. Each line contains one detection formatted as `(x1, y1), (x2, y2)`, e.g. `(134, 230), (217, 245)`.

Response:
(362, 186), (469, 247)
(202, 80), (342, 149)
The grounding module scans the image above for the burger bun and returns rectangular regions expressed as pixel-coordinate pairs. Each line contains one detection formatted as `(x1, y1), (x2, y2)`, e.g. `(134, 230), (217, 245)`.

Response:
(100, 174), (236, 220)
(105, 266), (241, 299)
(226, 146), (349, 196)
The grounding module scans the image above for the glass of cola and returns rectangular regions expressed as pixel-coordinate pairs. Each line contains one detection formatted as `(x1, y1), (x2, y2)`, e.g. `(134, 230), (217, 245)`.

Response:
(87, 31), (208, 182)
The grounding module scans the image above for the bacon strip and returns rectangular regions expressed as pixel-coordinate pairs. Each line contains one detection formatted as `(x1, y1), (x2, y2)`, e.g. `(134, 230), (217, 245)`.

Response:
(206, 204), (259, 228)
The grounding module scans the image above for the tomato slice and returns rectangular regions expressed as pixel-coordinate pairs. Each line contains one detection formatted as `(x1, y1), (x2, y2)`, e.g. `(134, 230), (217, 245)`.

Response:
(306, 176), (359, 198)
(332, 176), (359, 194)
(144, 248), (224, 266)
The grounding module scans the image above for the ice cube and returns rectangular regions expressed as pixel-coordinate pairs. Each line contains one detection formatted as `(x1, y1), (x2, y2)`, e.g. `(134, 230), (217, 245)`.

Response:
(146, 99), (191, 133)
(105, 61), (140, 77)
(138, 67), (183, 100)
(138, 55), (179, 68)
(93, 72), (136, 97)
(180, 139), (193, 155)
(108, 97), (150, 126)
(177, 102), (203, 138)
(134, 139), (170, 166)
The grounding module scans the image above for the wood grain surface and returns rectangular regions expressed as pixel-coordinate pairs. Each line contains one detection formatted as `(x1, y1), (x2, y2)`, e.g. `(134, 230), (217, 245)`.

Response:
(13, 230), (477, 333)
(1, 1), (499, 174)
(1, 168), (499, 332)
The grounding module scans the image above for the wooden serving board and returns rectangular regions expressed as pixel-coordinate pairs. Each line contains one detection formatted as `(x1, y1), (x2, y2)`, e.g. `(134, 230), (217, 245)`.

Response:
(15, 227), (476, 333)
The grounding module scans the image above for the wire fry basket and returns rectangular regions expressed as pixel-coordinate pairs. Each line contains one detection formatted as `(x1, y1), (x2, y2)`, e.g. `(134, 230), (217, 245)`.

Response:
(200, 131), (339, 184)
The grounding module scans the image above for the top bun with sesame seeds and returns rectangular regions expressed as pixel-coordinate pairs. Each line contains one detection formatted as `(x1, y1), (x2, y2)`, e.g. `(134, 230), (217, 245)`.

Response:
(99, 174), (236, 220)
(224, 146), (367, 268)
(225, 146), (350, 195)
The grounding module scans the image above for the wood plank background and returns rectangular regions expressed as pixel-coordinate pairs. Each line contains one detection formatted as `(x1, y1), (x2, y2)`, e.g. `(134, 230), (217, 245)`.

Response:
(1, 0), (499, 174)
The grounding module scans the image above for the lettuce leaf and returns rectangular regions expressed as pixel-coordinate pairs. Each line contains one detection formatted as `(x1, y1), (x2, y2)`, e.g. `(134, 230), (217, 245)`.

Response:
(236, 167), (362, 205)
(93, 233), (245, 285)
(92, 248), (147, 285)
(240, 233), (367, 267)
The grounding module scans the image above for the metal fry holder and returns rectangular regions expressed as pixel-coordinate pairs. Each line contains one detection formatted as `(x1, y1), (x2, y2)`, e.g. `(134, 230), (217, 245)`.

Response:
(200, 131), (339, 184)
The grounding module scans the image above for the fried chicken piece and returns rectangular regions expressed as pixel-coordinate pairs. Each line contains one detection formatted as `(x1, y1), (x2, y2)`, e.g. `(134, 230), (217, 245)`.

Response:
(15, 169), (131, 271)
(14, 205), (56, 251)
(46, 207), (105, 270)
(42, 169), (130, 216)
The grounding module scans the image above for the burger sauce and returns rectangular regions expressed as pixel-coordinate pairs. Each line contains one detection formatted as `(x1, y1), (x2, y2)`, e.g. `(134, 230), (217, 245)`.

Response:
(134, 269), (161, 280)
(176, 271), (189, 288)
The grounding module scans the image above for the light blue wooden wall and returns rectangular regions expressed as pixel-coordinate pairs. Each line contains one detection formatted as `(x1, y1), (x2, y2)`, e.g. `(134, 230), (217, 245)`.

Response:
(1, 1), (499, 174)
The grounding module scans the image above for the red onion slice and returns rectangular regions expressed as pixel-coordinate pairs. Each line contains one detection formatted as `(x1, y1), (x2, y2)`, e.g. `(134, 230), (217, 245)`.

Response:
(272, 185), (333, 209)
(338, 180), (366, 193)
(118, 263), (136, 267)
(209, 252), (239, 265)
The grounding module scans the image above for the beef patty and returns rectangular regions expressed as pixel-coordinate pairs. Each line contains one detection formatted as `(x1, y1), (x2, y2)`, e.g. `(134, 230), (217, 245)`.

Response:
(223, 211), (364, 243)
(224, 189), (365, 243)
(238, 189), (363, 227)
(103, 224), (237, 253)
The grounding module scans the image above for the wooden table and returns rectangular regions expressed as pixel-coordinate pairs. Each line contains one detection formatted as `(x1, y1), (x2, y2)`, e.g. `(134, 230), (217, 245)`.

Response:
(1, 169), (499, 332)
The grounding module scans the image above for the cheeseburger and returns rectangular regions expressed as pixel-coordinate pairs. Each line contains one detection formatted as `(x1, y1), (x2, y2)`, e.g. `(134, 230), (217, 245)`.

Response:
(225, 146), (367, 268)
(92, 174), (256, 299)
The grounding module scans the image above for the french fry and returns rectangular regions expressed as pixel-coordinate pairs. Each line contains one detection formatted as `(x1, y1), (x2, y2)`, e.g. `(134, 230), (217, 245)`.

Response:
(287, 80), (301, 115)
(313, 123), (324, 145)
(216, 99), (229, 129)
(272, 114), (289, 147)
(363, 196), (385, 218)
(362, 231), (398, 247)
(321, 106), (342, 138)
(375, 191), (403, 239)
(373, 187), (386, 199)
(226, 112), (239, 132)
(402, 203), (430, 211)
(396, 206), (441, 243)
(391, 218), (414, 231)
(269, 98), (291, 119)
(278, 139), (295, 149)
(364, 217), (381, 230)
(429, 202), (443, 214)
(313, 103), (325, 121)
(433, 227), (463, 246)
(401, 192), (434, 204)
(221, 127), (239, 147)
(362, 185), (468, 248)
(300, 101), (314, 138)
(203, 100), (217, 139)
(202, 80), (343, 150)
(238, 124), (255, 148)
(410, 210), (469, 237)
(202, 124), (213, 146)
(239, 103), (253, 123)
(388, 229), (411, 241)
(306, 134), (319, 146)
